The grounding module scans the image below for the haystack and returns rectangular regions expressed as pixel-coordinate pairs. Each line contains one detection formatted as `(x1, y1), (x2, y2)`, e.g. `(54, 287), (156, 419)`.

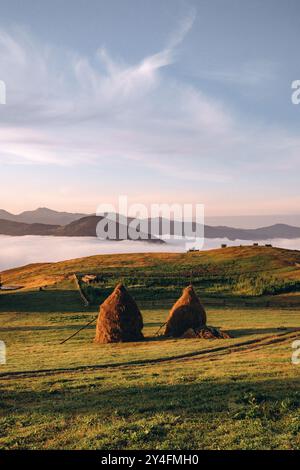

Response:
(164, 285), (207, 338)
(95, 283), (144, 343)
(164, 285), (231, 339)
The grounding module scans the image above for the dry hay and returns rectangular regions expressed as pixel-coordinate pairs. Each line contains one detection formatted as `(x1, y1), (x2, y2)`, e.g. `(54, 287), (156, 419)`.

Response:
(164, 285), (207, 338)
(95, 283), (144, 343)
(164, 285), (231, 339)
(182, 326), (231, 339)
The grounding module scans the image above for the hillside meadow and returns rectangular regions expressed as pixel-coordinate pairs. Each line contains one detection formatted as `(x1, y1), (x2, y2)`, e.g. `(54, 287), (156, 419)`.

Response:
(0, 246), (300, 449)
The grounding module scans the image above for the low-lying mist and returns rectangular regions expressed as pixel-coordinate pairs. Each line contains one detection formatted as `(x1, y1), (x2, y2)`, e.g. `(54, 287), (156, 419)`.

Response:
(1, 235), (300, 271)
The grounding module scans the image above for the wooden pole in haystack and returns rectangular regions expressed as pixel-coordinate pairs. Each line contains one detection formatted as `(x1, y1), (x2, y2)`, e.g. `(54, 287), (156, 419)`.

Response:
(60, 316), (97, 345)
(154, 322), (167, 336)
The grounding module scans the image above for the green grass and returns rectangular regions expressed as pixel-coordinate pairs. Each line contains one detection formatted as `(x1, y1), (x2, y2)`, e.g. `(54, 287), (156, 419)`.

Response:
(1, 246), (300, 449)
(0, 304), (299, 374)
(3, 246), (300, 296)
(0, 329), (300, 450)
(0, 295), (300, 449)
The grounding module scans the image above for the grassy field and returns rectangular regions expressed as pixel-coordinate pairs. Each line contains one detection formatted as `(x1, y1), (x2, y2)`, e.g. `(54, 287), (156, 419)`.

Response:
(0, 247), (300, 449)
(2, 246), (300, 298)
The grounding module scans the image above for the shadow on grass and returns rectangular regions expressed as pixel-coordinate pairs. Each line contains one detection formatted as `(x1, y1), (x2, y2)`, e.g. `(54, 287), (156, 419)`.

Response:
(145, 326), (292, 341)
(0, 290), (91, 313)
(0, 324), (96, 332)
(228, 327), (290, 337)
(1, 377), (299, 419)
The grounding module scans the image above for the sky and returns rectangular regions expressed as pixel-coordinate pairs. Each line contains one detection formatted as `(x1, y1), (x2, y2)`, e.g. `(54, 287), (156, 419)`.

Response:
(0, 0), (299, 216)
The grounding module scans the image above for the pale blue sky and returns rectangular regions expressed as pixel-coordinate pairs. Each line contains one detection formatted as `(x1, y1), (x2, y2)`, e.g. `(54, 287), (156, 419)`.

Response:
(0, 0), (299, 215)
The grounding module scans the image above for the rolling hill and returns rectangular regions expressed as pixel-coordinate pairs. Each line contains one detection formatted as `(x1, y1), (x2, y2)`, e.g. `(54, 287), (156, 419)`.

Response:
(1, 245), (299, 451)
(0, 219), (59, 235)
(2, 246), (300, 296)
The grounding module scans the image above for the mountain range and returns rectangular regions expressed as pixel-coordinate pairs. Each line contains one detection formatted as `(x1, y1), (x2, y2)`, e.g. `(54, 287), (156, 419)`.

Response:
(0, 216), (164, 243)
(145, 218), (300, 240)
(2, 207), (300, 228)
(0, 207), (86, 225)
(1, 209), (300, 241)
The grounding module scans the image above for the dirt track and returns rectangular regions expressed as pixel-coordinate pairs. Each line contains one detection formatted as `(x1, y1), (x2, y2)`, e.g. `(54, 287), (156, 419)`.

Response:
(0, 329), (299, 381)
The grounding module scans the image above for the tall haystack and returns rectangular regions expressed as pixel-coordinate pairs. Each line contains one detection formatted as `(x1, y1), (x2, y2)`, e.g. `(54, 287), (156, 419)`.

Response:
(164, 285), (207, 338)
(95, 283), (144, 343)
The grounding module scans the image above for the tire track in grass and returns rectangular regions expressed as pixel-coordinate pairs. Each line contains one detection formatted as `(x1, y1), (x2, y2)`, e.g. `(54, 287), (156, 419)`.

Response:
(0, 329), (299, 380)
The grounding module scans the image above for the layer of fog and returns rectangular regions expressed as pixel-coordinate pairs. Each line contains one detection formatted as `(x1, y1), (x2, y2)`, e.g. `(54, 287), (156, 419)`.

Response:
(0, 235), (300, 272)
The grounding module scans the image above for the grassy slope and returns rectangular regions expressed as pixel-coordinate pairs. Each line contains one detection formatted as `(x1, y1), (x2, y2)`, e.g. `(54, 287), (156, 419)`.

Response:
(2, 246), (300, 285)
(0, 246), (300, 449)
(1, 304), (299, 374)
(0, 306), (299, 449)
(2, 246), (300, 288)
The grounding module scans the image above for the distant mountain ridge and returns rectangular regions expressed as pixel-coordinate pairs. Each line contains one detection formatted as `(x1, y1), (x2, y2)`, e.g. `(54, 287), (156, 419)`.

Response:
(204, 223), (300, 240)
(205, 214), (300, 229)
(0, 216), (164, 243)
(0, 219), (60, 236)
(2, 207), (300, 229)
(144, 217), (300, 240)
(0, 207), (87, 225)
(1, 214), (300, 241)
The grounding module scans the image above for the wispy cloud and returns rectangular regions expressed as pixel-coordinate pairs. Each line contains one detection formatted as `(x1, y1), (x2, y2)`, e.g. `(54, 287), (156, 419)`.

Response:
(166, 7), (197, 49)
(0, 15), (299, 188)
